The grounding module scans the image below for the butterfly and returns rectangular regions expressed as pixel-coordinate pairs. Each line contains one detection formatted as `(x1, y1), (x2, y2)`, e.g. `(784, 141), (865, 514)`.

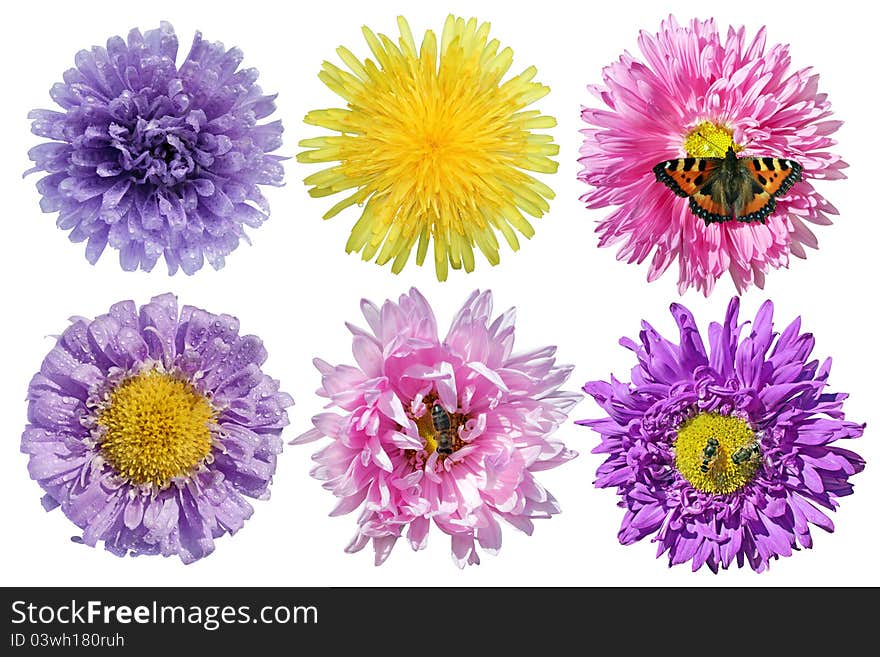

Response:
(653, 147), (803, 225)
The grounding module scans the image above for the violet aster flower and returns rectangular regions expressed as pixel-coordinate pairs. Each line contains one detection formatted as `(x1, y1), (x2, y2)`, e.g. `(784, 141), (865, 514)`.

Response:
(26, 22), (284, 274)
(580, 298), (865, 572)
(293, 289), (579, 566)
(21, 294), (293, 563)
(579, 17), (845, 295)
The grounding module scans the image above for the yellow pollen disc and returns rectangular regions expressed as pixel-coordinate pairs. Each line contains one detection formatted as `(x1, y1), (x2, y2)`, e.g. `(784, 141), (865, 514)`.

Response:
(298, 15), (558, 281)
(683, 121), (742, 158)
(97, 370), (215, 487)
(674, 413), (760, 494)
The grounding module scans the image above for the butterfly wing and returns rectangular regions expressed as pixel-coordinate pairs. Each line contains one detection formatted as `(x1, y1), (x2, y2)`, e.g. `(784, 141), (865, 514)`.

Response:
(743, 157), (803, 196)
(653, 157), (731, 223)
(653, 157), (721, 197)
(688, 192), (733, 224)
(736, 157), (803, 222)
(654, 154), (804, 225)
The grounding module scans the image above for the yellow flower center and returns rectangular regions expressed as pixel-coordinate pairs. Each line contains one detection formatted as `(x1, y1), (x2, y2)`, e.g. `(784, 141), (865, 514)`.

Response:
(683, 121), (742, 158)
(674, 412), (761, 494)
(97, 369), (215, 488)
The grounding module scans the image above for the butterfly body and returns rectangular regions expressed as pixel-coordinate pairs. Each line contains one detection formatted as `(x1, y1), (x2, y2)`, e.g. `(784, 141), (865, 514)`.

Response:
(653, 147), (803, 225)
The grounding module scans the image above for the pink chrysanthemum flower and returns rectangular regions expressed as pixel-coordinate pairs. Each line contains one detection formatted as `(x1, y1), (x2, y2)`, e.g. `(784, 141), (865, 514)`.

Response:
(579, 16), (845, 295)
(293, 289), (579, 567)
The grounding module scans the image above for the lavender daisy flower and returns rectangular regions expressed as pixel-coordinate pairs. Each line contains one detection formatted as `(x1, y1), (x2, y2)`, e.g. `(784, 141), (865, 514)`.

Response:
(580, 298), (865, 572)
(26, 22), (284, 274)
(21, 294), (293, 563)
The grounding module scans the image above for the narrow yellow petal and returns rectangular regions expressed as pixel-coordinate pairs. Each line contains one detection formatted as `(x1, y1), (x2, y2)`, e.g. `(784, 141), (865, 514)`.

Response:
(416, 226), (430, 266)
(337, 46), (369, 81)
(434, 232), (449, 282)
(324, 189), (370, 220)
(397, 16), (417, 55)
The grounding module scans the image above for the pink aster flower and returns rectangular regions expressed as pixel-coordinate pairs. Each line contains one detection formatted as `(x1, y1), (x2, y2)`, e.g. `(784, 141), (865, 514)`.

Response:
(293, 289), (579, 567)
(579, 16), (845, 295)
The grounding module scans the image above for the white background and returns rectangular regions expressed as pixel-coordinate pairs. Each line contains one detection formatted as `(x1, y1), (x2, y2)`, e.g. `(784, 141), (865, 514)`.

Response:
(1, 0), (876, 587)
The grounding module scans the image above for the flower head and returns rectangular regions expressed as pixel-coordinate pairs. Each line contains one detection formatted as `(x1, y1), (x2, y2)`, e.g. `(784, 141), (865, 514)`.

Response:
(298, 16), (558, 281)
(294, 289), (579, 566)
(579, 17), (845, 295)
(580, 298), (865, 572)
(27, 22), (285, 274)
(21, 294), (293, 563)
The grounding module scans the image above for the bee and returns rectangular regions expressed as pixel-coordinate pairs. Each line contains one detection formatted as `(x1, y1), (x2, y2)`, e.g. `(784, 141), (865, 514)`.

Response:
(700, 437), (720, 473)
(731, 441), (762, 466)
(431, 403), (455, 456)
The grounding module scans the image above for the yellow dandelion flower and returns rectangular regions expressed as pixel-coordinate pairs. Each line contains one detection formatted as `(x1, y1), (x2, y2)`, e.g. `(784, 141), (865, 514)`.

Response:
(298, 15), (559, 281)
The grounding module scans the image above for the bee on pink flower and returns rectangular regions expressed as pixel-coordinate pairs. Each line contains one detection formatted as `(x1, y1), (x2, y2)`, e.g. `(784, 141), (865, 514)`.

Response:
(294, 289), (580, 567)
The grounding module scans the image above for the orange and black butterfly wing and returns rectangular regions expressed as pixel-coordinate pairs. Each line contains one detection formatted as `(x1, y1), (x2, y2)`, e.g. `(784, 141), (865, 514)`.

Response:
(653, 157), (731, 223)
(688, 189), (732, 224)
(654, 154), (804, 225)
(736, 157), (803, 223)
(653, 157), (720, 197)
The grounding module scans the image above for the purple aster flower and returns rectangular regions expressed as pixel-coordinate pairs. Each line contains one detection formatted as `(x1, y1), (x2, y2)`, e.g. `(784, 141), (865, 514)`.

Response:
(26, 22), (285, 274)
(579, 298), (865, 572)
(21, 293), (293, 563)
